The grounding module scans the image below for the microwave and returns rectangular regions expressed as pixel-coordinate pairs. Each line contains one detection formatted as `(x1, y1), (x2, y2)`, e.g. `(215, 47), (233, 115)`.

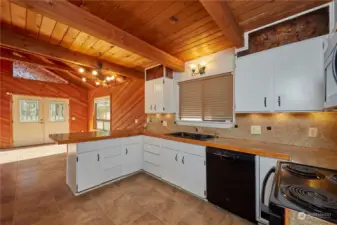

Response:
(324, 32), (337, 109)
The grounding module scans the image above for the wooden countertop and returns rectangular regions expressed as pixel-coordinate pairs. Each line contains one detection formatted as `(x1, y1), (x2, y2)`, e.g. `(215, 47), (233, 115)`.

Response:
(49, 130), (337, 170)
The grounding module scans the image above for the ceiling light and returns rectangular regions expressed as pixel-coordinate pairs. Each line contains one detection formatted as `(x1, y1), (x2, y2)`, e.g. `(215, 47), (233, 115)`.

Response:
(81, 77), (86, 82)
(92, 70), (98, 76)
(95, 81), (100, 85)
(106, 76), (115, 81)
(200, 61), (207, 66)
(189, 64), (196, 69)
(78, 67), (85, 73)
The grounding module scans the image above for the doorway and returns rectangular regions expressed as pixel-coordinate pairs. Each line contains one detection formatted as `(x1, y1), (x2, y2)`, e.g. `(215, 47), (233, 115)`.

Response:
(12, 95), (69, 147)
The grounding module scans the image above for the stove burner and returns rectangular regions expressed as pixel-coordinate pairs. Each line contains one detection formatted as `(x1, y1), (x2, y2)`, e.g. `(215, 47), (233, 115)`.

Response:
(281, 185), (337, 212)
(328, 174), (337, 184)
(283, 164), (325, 179)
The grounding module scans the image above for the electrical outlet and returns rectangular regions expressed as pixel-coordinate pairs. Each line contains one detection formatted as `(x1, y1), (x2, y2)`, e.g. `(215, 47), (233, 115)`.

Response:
(72, 117), (76, 120)
(251, 126), (262, 135)
(308, 128), (318, 137)
(162, 121), (167, 127)
(135, 119), (138, 124)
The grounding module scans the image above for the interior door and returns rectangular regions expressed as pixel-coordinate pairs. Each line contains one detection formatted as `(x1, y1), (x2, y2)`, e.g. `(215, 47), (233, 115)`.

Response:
(12, 95), (44, 147)
(235, 51), (274, 112)
(77, 151), (102, 192)
(43, 98), (69, 143)
(273, 38), (325, 111)
(161, 147), (181, 186)
(180, 152), (206, 198)
(122, 143), (142, 176)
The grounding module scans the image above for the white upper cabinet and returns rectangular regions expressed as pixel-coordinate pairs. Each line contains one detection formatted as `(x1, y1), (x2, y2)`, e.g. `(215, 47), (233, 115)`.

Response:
(273, 38), (325, 111)
(145, 65), (175, 113)
(235, 50), (274, 112)
(235, 37), (325, 112)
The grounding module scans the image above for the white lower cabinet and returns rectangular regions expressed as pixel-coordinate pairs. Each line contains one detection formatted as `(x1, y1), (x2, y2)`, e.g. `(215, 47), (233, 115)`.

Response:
(161, 147), (181, 186)
(70, 136), (143, 193)
(76, 151), (102, 192)
(122, 142), (143, 176)
(180, 152), (206, 198)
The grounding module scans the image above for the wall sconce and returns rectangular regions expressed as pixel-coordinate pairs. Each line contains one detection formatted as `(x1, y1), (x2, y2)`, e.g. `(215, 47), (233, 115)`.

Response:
(190, 61), (207, 76)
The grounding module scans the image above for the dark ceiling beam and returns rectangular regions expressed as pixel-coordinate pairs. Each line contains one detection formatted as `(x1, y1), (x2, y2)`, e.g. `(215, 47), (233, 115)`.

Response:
(11, 0), (185, 71)
(199, 0), (244, 47)
(0, 29), (144, 79)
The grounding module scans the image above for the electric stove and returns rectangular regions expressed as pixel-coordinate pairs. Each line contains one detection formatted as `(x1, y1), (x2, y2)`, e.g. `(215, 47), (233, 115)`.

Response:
(270, 161), (337, 224)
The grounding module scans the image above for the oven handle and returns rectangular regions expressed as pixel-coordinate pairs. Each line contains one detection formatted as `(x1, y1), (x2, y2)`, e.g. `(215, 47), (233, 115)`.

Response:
(262, 167), (276, 205)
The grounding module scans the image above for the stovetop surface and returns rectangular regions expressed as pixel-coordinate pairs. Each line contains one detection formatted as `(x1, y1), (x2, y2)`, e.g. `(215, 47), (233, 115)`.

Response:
(270, 162), (337, 224)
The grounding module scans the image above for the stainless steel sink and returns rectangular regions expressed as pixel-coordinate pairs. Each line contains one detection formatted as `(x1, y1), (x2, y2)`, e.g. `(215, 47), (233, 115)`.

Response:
(166, 132), (216, 141)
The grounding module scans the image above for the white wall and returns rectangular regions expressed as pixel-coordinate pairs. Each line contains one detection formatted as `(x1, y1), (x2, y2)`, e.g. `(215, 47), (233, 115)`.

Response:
(173, 48), (235, 82)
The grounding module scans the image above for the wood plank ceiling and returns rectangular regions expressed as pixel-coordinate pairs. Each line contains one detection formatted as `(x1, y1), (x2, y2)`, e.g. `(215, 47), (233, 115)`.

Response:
(0, 0), (331, 70)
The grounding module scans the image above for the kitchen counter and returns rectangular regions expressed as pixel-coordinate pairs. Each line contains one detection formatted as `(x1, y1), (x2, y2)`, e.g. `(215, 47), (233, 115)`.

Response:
(49, 130), (337, 170)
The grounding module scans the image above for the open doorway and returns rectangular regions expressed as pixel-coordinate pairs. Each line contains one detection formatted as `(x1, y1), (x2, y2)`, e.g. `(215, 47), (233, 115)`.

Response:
(94, 96), (110, 131)
(12, 95), (69, 147)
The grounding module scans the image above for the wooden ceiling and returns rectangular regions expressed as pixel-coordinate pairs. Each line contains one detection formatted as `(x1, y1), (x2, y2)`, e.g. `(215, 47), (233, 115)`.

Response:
(0, 0), (331, 76)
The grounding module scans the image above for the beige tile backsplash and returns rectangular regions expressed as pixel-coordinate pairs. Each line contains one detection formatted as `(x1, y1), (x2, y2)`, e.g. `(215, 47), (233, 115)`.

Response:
(146, 113), (337, 150)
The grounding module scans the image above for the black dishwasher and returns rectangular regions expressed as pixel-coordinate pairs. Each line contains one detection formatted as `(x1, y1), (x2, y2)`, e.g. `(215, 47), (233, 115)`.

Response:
(206, 147), (256, 223)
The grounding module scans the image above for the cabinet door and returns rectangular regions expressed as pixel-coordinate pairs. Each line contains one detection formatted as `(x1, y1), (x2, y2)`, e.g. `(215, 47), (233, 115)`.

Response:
(122, 143), (142, 176)
(180, 153), (206, 198)
(235, 51), (274, 112)
(77, 151), (102, 192)
(145, 80), (154, 113)
(273, 38), (325, 111)
(161, 147), (181, 187)
(151, 78), (164, 112)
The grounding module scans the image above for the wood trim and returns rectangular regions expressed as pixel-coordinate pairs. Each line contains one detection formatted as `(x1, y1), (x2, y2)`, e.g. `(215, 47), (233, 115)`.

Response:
(178, 73), (232, 84)
(0, 29), (144, 79)
(9, 95), (13, 148)
(199, 0), (244, 47)
(12, 0), (185, 72)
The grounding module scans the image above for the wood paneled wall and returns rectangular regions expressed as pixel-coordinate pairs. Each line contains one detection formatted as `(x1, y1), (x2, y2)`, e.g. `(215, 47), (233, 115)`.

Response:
(88, 79), (146, 131)
(0, 60), (88, 149)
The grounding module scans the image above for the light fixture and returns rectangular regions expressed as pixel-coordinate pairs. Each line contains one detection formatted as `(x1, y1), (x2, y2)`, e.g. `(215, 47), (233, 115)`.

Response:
(95, 81), (100, 85)
(78, 67), (85, 73)
(92, 70), (98, 76)
(81, 77), (86, 82)
(105, 76), (115, 81)
(190, 61), (207, 76)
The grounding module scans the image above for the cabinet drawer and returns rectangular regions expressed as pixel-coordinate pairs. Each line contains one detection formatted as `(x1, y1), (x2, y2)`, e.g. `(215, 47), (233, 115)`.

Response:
(102, 165), (122, 183)
(144, 144), (161, 155)
(101, 154), (122, 170)
(144, 151), (160, 166)
(143, 162), (160, 177)
(161, 140), (205, 157)
(77, 139), (123, 153)
(144, 136), (161, 147)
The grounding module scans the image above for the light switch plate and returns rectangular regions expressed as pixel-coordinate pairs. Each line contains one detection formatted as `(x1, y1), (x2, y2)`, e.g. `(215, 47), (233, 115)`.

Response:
(72, 117), (76, 120)
(135, 119), (138, 124)
(308, 128), (318, 137)
(251, 126), (262, 135)
(162, 121), (167, 127)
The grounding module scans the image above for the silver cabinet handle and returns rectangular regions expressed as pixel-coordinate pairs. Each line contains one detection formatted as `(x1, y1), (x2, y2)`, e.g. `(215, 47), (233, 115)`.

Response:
(154, 105), (156, 110)
(264, 97), (267, 107)
(278, 96), (281, 107)
(126, 148), (128, 155)
(175, 153), (178, 161)
(182, 156), (185, 164)
(97, 154), (100, 161)
(150, 105), (152, 110)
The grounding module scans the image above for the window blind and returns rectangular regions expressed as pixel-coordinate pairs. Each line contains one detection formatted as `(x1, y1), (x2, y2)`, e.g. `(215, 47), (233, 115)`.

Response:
(179, 74), (233, 122)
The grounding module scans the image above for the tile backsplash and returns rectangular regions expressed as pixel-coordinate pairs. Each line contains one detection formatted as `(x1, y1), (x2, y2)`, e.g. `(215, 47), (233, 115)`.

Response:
(146, 113), (337, 150)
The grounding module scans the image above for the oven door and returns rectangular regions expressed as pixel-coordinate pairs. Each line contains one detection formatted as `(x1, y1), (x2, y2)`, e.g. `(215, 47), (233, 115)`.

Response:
(259, 167), (276, 224)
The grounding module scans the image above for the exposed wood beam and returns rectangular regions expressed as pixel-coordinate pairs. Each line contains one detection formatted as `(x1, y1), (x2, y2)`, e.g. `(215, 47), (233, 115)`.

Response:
(199, 0), (244, 47)
(0, 29), (144, 79)
(11, 0), (185, 72)
(0, 47), (74, 72)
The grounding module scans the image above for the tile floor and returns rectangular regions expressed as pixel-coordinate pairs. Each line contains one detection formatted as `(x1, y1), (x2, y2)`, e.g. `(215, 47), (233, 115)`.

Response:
(0, 145), (253, 225)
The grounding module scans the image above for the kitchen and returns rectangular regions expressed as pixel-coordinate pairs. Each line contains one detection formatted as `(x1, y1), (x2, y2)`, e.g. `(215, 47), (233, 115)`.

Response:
(0, 1), (337, 225)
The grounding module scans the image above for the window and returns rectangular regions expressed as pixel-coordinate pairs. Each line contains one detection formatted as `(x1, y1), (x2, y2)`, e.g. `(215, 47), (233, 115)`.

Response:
(95, 97), (110, 131)
(50, 102), (65, 122)
(20, 100), (39, 123)
(178, 74), (233, 126)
